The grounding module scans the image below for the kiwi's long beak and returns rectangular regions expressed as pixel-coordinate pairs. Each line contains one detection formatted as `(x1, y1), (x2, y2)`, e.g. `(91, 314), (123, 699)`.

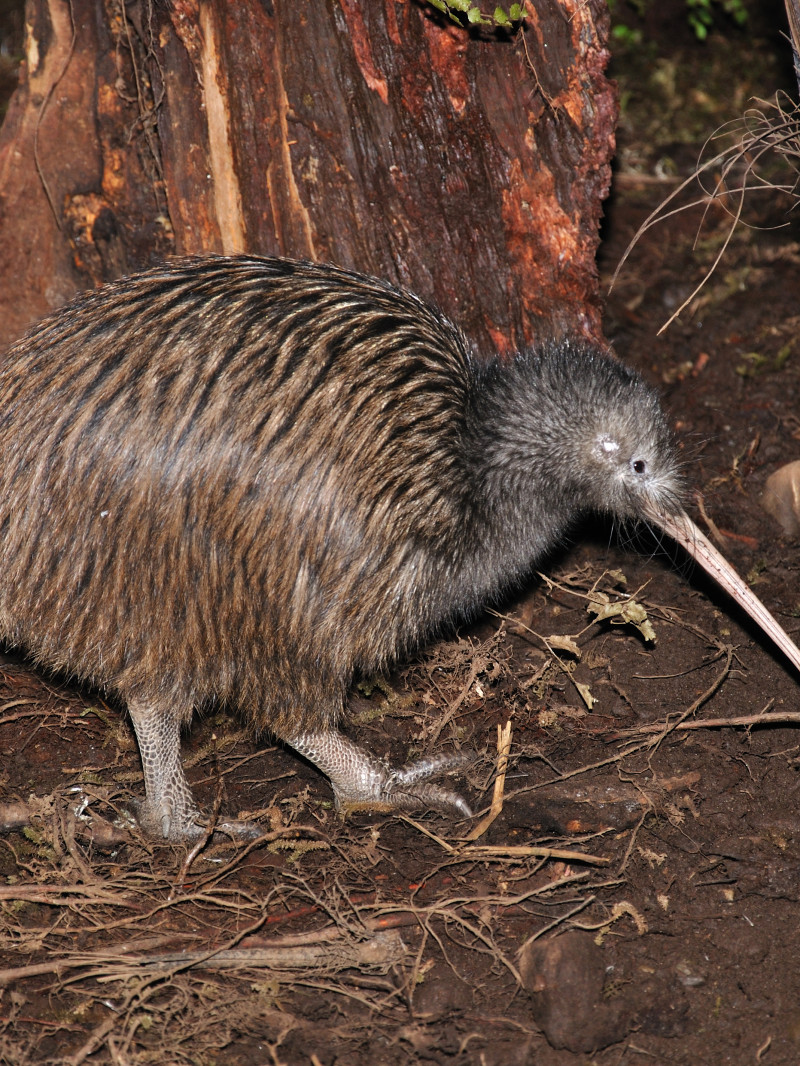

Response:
(642, 502), (800, 676)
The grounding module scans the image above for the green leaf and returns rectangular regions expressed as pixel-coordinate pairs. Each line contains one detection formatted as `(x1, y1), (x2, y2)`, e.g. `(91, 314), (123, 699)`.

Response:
(509, 4), (525, 19)
(494, 6), (510, 24)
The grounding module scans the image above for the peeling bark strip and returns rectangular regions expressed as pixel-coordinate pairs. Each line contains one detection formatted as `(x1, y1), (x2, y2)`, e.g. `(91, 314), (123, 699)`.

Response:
(265, 42), (318, 260)
(0, 0), (615, 353)
(197, 5), (246, 254)
(0, 0), (175, 343)
(0, 0), (97, 340)
(338, 0), (391, 104)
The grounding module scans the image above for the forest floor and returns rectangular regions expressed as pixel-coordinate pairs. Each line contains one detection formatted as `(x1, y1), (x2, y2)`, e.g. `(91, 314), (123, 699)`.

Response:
(3, 4), (800, 1066)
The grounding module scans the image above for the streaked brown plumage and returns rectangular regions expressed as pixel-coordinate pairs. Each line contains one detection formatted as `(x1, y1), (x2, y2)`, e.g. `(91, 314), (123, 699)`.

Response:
(2, 255), (796, 840)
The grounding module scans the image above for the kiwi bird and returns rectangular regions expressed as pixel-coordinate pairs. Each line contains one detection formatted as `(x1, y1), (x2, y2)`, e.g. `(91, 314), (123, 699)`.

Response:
(1, 255), (797, 841)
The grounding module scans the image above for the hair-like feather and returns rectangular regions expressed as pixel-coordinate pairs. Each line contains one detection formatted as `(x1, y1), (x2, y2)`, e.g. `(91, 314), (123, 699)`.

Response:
(0, 256), (683, 742)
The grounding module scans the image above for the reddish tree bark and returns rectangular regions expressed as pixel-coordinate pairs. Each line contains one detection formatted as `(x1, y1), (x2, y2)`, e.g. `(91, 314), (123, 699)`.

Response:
(0, 0), (616, 355)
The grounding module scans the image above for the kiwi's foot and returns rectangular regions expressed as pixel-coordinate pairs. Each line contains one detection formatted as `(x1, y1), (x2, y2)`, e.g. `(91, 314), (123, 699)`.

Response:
(288, 730), (473, 818)
(126, 698), (264, 843)
(128, 796), (264, 843)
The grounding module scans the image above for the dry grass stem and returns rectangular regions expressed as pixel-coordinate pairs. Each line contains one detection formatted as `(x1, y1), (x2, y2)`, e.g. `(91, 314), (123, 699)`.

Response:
(400, 814), (609, 866)
(609, 699), (798, 738)
(612, 91), (800, 332)
(465, 720), (512, 840)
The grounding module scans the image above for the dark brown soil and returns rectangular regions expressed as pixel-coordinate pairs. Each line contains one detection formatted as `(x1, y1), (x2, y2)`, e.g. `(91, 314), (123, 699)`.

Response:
(2, 5), (800, 1065)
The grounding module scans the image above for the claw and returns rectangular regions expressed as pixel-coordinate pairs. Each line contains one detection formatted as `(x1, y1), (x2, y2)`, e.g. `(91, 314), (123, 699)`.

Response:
(129, 797), (263, 843)
(288, 730), (473, 818)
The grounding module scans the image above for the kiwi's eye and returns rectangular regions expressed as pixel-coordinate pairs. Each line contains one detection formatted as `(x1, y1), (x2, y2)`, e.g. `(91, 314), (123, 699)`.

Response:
(632, 459), (647, 475)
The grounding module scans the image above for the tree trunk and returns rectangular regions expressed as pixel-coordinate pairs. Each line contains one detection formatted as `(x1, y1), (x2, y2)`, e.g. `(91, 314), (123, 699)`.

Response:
(0, 0), (615, 355)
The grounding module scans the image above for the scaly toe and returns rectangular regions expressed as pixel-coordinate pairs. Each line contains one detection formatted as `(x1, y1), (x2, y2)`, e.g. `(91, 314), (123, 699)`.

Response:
(129, 798), (264, 843)
(288, 729), (474, 819)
